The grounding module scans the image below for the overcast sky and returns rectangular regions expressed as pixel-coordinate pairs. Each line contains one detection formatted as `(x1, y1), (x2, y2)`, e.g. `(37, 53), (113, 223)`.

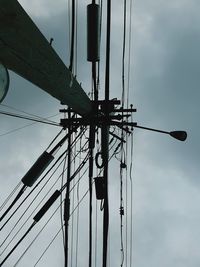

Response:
(0, 0), (199, 267)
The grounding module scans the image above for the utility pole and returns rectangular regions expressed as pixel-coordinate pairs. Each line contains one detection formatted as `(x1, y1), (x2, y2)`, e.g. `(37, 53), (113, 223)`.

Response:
(102, 1), (111, 267)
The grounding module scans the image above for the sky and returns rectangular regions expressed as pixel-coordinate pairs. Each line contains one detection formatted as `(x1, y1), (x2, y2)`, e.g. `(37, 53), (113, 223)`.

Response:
(0, 0), (200, 266)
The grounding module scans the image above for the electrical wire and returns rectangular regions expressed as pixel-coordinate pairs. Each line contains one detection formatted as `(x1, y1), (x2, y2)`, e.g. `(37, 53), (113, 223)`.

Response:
(33, 225), (63, 267)
(0, 129), (63, 225)
(1, 147), (89, 256)
(0, 161), (65, 255)
(0, 181), (21, 212)
(14, 202), (64, 267)
(0, 110), (60, 127)
(0, 114), (60, 138)
(60, 148), (68, 251)
(28, 141), (121, 267)
(0, 184), (26, 223)
(1, 131), (87, 241)
(0, 104), (59, 124)
(0, 128), (87, 232)
(1, 149), (90, 266)
(75, 133), (82, 267)
(129, 131), (134, 267)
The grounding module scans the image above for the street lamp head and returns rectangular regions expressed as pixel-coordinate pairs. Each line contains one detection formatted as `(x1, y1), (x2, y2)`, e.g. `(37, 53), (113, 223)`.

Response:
(169, 131), (187, 141)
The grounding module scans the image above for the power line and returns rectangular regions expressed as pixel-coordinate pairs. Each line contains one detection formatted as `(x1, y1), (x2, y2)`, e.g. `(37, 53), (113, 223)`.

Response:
(0, 110), (60, 127)
(0, 103), (59, 124)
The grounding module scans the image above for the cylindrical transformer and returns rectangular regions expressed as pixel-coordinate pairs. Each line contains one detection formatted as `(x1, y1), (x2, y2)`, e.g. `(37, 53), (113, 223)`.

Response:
(21, 151), (54, 187)
(87, 3), (100, 62)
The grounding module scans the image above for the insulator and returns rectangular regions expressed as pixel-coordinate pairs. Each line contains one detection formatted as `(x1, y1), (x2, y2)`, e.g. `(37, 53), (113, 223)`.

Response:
(87, 3), (100, 62)
(21, 151), (54, 187)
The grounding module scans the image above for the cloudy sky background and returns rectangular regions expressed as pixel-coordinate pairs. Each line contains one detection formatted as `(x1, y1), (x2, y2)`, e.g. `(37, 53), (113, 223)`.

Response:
(0, 0), (199, 266)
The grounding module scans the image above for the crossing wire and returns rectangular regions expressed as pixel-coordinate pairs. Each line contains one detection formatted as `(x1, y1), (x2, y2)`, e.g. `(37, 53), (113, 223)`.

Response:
(14, 138), (121, 267)
(0, 131), (88, 254)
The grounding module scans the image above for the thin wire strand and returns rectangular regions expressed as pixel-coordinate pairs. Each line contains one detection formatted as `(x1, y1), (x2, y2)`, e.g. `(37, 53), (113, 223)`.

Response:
(129, 131), (134, 267)
(0, 104), (59, 124)
(15, 156), (90, 267)
(0, 114), (60, 138)
(0, 181), (21, 212)
(0, 110), (60, 127)
(1, 135), (88, 253)
(14, 201), (64, 267)
(33, 225), (63, 267)
(60, 147), (68, 251)
(31, 144), (120, 267)
(0, 129), (87, 241)
(3, 150), (90, 262)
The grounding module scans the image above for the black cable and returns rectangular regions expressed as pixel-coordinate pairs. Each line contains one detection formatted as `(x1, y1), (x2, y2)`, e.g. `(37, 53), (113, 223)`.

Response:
(1, 143), (90, 265)
(61, 149), (68, 252)
(1, 139), (89, 255)
(75, 135), (82, 267)
(0, 114), (60, 138)
(0, 159), (66, 254)
(0, 104), (59, 124)
(0, 181), (21, 212)
(0, 110), (60, 127)
(0, 222), (36, 266)
(0, 128), (86, 231)
(69, 0), (75, 72)
(31, 141), (122, 267)
(0, 185), (26, 223)
(129, 132), (134, 267)
(46, 128), (64, 151)
(121, 0), (127, 107)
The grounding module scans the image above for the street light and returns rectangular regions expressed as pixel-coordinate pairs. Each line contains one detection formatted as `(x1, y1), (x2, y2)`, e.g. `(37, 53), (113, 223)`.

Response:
(132, 125), (187, 141)
(169, 131), (187, 141)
